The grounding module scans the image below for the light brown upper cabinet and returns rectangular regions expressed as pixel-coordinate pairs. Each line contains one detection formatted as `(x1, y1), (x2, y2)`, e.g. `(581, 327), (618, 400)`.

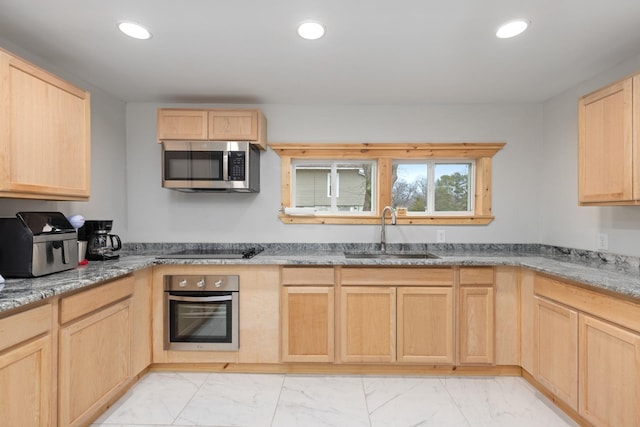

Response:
(0, 48), (91, 200)
(157, 108), (267, 150)
(578, 74), (640, 205)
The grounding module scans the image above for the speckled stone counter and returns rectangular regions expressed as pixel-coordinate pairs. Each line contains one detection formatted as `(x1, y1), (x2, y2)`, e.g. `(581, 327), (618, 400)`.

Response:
(2, 243), (640, 314)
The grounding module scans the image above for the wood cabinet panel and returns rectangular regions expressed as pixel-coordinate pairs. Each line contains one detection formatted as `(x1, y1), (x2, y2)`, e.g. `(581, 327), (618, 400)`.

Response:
(0, 304), (51, 352)
(60, 275), (134, 324)
(157, 108), (267, 149)
(578, 74), (640, 205)
(0, 49), (90, 200)
(156, 109), (208, 140)
(397, 287), (453, 364)
(494, 267), (519, 365)
(460, 267), (494, 286)
(534, 296), (578, 410)
(340, 287), (396, 363)
(59, 299), (131, 427)
(341, 267), (452, 286)
(131, 269), (152, 376)
(208, 110), (258, 140)
(535, 273), (640, 333)
(579, 314), (640, 427)
(520, 269), (535, 373)
(0, 335), (52, 427)
(458, 286), (494, 365)
(281, 286), (334, 362)
(281, 267), (335, 286)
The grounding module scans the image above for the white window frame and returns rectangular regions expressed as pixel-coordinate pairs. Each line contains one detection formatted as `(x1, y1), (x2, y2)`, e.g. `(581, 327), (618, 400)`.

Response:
(292, 159), (376, 216)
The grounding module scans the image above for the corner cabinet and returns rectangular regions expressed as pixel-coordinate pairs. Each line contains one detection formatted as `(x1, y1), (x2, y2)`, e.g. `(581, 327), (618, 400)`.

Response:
(157, 108), (267, 150)
(578, 73), (640, 205)
(0, 48), (91, 200)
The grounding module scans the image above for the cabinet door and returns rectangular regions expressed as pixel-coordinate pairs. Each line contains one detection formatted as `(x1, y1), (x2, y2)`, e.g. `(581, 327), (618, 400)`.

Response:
(340, 287), (396, 363)
(59, 299), (132, 427)
(534, 297), (578, 410)
(208, 110), (258, 141)
(579, 314), (640, 427)
(0, 335), (51, 426)
(578, 77), (635, 204)
(0, 50), (90, 200)
(458, 286), (494, 365)
(397, 287), (453, 364)
(281, 286), (334, 362)
(156, 109), (208, 140)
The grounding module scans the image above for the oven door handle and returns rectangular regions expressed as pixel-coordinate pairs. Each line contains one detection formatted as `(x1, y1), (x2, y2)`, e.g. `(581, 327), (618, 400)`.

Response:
(168, 295), (233, 303)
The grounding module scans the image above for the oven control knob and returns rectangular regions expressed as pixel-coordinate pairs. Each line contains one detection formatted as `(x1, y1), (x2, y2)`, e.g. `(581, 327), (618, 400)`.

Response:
(214, 280), (223, 288)
(179, 280), (188, 288)
(197, 278), (206, 288)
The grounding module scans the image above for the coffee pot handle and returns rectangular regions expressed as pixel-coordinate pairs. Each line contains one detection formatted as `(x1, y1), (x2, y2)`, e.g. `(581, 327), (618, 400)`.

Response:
(109, 234), (122, 251)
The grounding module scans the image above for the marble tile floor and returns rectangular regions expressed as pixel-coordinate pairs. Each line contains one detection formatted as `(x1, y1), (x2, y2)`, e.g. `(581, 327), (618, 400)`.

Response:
(92, 372), (579, 427)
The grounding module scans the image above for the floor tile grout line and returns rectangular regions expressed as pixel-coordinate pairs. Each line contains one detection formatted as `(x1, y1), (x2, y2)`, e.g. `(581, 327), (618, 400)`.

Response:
(438, 376), (474, 427)
(169, 371), (212, 426)
(269, 373), (287, 427)
(359, 375), (373, 427)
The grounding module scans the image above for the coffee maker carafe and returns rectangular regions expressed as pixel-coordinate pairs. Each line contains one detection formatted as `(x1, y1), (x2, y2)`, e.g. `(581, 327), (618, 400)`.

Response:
(81, 220), (121, 260)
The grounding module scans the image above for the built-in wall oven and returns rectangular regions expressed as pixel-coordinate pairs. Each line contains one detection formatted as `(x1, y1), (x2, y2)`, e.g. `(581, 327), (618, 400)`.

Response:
(164, 275), (239, 351)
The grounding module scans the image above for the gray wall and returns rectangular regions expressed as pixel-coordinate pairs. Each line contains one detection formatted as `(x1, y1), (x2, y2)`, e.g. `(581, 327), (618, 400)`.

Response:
(125, 103), (543, 244)
(540, 51), (640, 256)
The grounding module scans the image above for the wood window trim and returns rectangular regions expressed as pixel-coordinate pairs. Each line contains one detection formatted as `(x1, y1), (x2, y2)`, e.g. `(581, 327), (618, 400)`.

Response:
(270, 142), (505, 225)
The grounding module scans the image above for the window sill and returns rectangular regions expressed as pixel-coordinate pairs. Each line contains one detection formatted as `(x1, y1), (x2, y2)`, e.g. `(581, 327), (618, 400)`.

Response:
(279, 214), (495, 225)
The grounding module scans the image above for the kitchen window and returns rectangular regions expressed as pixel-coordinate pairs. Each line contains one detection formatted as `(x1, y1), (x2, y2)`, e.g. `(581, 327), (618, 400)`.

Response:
(292, 160), (376, 214)
(392, 160), (474, 215)
(271, 143), (504, 225)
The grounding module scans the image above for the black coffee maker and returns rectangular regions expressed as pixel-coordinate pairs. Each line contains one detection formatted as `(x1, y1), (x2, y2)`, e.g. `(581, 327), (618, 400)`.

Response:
(79, 220), (122, 260)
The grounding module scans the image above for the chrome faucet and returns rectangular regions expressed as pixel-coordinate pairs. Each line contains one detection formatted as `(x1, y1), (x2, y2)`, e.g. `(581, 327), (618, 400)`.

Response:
(380, 206), (396, 253)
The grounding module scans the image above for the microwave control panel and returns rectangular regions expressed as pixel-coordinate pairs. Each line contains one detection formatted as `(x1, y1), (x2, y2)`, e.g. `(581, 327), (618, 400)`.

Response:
(228, 151), (246, 181)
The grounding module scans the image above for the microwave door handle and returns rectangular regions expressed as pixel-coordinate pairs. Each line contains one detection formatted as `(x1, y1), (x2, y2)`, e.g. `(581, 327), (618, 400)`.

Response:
(169, 295), (233, 303)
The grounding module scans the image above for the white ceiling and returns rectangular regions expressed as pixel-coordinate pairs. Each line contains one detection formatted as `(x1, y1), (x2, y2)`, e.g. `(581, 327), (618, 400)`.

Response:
(1, 0), (640, 105)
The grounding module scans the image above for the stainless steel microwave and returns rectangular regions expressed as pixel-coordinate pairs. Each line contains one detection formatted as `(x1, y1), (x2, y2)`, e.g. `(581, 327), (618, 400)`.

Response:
(161, 141), (260, 192)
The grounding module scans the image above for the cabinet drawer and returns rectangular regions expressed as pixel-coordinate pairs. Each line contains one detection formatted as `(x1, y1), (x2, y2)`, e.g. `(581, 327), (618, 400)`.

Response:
(341, 267), (452, 286)
(0, 304), (51, 352)
(535, 274), (640, 333)
(60, 275), (135, 324)
(459, 267), (494, 286)
(281, 267), (335, 286)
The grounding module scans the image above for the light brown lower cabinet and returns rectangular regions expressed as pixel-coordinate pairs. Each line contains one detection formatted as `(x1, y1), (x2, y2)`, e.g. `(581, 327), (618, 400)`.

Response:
(281, 286), (334, 362)
(0, 304), (52, 427)
(457, 286), (494, 364)
(397, 287), (454, 364)
(58, 276), (134, 427)
(340, 286), (396, 363)
(534, 296), (578, 410)
(579, 314), (640, 427)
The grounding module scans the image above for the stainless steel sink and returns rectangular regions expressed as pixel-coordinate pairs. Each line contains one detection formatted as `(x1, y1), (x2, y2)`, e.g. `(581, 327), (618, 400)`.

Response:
(344, 251), (440, 259)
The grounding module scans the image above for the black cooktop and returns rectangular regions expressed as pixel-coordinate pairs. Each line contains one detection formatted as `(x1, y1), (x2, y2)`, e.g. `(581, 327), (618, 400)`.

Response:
(157, 247), (264, 259)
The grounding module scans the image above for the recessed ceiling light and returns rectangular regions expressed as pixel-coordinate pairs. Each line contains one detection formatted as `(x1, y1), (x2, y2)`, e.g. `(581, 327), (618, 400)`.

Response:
(118, 21), (152, 40)
(297, 21), (326, 40)
(496, 19), (529, 39)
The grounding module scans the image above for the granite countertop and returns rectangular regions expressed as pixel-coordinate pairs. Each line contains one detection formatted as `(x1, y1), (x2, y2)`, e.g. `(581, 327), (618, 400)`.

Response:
(2, 243), (640, 314)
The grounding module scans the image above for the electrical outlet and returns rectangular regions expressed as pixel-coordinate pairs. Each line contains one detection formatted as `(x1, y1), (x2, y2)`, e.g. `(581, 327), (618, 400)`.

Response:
(436, 229), (446, 243)
(597, 233), (609, 251)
